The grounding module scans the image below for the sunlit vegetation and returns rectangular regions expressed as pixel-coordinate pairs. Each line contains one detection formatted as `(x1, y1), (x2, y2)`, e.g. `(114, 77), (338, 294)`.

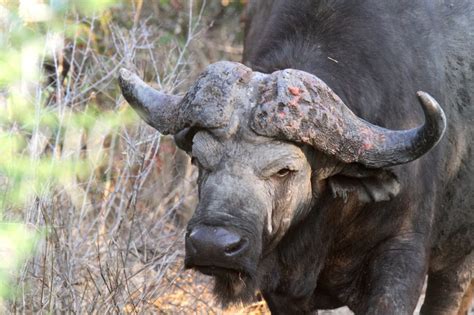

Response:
(0, 0), (138, 306)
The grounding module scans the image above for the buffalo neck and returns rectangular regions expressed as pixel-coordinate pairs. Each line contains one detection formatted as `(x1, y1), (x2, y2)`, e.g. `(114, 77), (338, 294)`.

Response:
(260, 193), (351, 299)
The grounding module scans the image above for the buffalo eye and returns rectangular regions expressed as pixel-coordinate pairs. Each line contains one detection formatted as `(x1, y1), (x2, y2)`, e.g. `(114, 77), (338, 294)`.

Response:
(275, 168), (292, 178)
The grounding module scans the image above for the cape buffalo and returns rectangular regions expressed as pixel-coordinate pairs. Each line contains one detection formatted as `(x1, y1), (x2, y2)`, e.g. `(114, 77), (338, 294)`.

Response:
(119, 1), (474, 314)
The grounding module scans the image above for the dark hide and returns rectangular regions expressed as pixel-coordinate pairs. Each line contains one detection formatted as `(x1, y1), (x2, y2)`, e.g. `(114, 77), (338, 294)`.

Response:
(119, 1), (474, 313)
(239, 1), (474, 314)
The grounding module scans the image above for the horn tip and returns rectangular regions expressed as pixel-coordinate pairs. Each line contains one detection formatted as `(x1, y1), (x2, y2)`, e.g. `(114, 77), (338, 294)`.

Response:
(416, 91), (433, 105)
(416, 90), (447, 137)
(416, 91), (441, 112)
(119, 68), (133, 81)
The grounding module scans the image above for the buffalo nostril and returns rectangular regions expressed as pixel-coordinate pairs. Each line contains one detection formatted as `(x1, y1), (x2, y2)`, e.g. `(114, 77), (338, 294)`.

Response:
(186, 226), (248, 260)
(224, 238), (248, 256)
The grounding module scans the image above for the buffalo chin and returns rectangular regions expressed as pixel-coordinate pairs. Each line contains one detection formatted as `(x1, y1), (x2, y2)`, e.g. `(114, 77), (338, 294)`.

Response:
(188, 263), (258, 306)
(212, 268), (258, 307)
(185, 247), (261, 306)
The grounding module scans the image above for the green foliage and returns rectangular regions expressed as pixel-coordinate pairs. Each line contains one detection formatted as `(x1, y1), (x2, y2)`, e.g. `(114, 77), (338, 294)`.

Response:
(0, 223), (38, 299)
(0, 0), (135, 304)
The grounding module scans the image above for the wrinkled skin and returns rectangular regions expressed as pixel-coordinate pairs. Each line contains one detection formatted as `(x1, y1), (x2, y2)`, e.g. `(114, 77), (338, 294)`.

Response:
(182, 123), (416, 311)
(186, 129), (315, 304)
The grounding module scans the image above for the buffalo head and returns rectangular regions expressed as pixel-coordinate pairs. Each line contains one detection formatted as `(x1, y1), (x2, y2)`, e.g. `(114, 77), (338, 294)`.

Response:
(118, 61), (446, 304)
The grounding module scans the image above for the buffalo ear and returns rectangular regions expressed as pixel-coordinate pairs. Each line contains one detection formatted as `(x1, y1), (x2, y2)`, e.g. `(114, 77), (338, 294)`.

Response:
(328, 166), (400, 203)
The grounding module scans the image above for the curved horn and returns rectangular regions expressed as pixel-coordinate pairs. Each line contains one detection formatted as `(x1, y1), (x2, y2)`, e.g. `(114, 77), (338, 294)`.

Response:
(118, 68), (184, 135)
(251, 69), (447, 168)
(358, 91), (447, 167)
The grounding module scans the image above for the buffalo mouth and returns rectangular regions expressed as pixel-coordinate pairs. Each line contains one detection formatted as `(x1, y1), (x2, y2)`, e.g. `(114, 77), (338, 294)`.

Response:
(185, 260), (251, 278)
(191, 264), (247, 278)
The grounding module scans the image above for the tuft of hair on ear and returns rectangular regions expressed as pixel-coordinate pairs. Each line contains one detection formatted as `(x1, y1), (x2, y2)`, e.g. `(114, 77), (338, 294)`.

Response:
(328, 165), (400, 203)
